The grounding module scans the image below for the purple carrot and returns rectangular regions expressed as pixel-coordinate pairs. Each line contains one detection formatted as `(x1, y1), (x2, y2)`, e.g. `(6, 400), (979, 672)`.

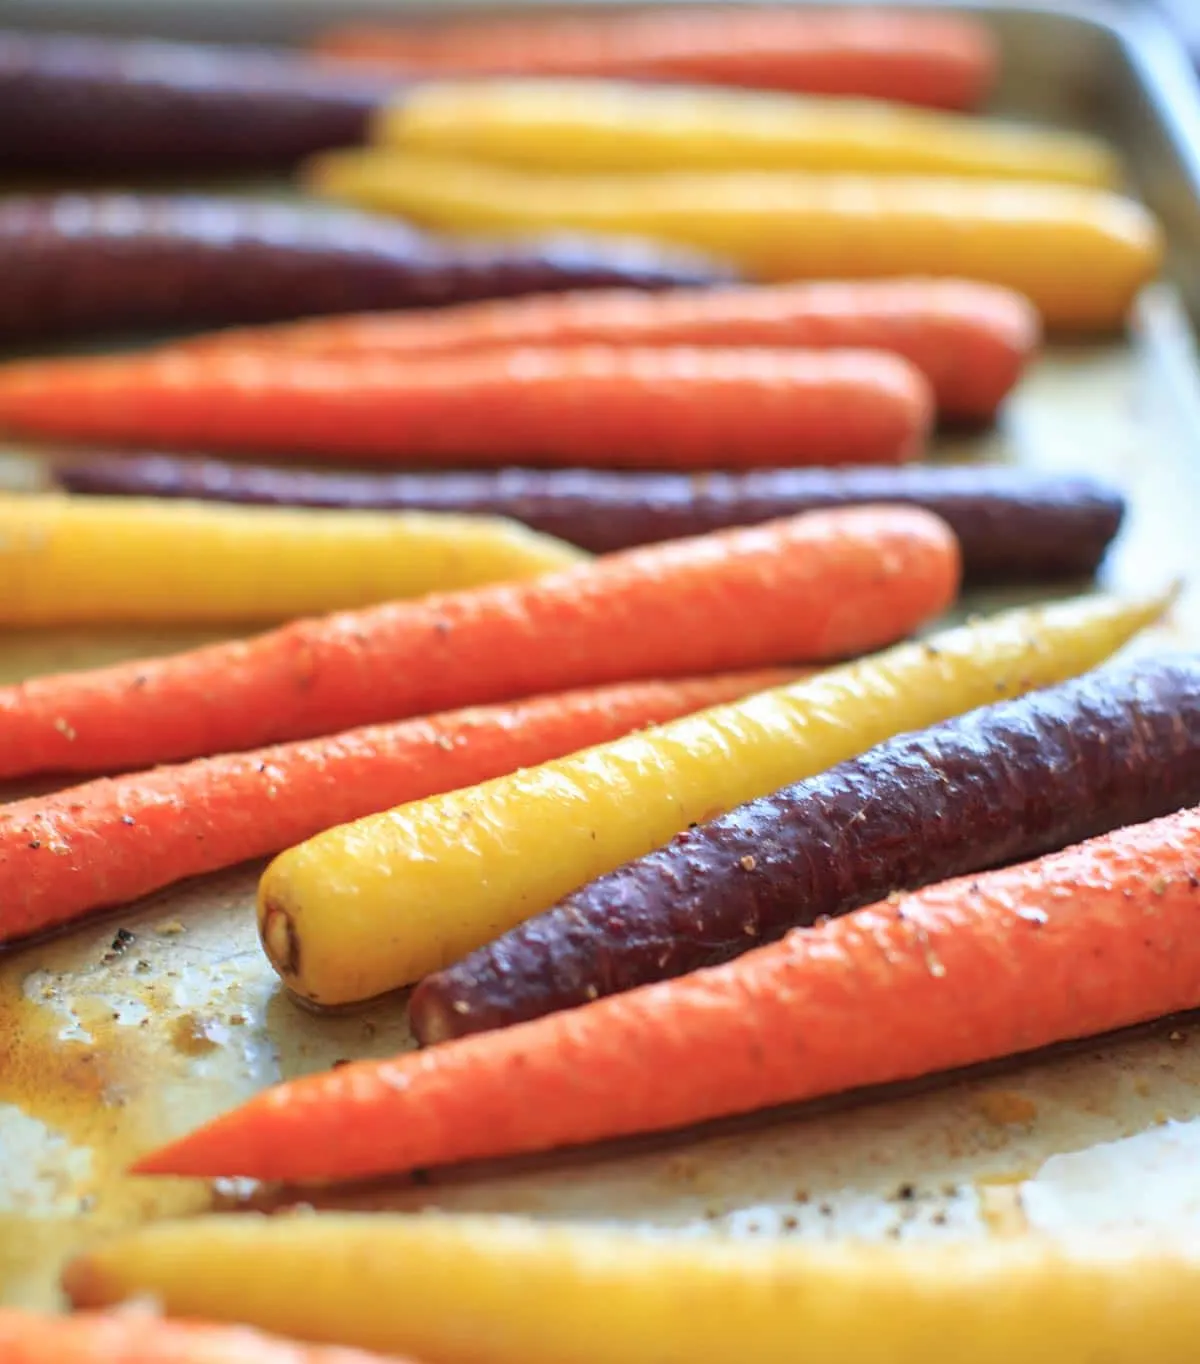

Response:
(410, 652), (1200, 1043)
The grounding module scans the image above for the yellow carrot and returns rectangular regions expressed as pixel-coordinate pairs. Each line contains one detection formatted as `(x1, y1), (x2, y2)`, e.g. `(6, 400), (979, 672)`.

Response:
(259, 588), (1167, 1006)
(306, 151), (1161, 332)
(0, 493), (585, 626)
(62, 1211), (1200, 1364)
(379, 79), (1120, 186)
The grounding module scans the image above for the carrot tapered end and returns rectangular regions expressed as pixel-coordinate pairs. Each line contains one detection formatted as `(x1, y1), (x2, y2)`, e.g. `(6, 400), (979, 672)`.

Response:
(131, 1110), (263, 1179)
(59, 1253), (117, 1311)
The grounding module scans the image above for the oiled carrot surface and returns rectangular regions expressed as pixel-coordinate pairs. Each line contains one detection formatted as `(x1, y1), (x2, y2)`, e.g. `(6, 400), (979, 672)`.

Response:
(0, 507), (957, 777)
(0, 671), (792, 944)
(0, 493), (584, 626)
(258, 590), (1164, 1008)
(56, 458), (1125, 584)
(314, 9), (997, 109)
(174, 278), (1039, 422)
(379, 78), (1116, 186)
(139, 802), (1200, 1182)
(412, 652), (1200, 1041)
(307, 151), (1162, 332)
(0, 346), (931, 468)
(59, 1212), (1200, 1364)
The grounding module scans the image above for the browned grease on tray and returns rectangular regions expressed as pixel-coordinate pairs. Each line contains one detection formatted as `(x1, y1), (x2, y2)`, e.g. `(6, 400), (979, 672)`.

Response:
(0, 956), (212, 1306)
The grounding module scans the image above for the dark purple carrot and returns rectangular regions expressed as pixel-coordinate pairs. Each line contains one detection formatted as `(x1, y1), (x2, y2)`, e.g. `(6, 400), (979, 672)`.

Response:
(0, 195), (731, 344)
(54, 456), (1125, 585)
(409, 651), (1200, 1044)
(0, 29), (394, 177)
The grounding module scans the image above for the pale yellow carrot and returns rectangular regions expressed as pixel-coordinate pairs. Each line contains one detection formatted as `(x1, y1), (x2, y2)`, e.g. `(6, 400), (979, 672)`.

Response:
(258, 588), (1168, 1006)
(0, 493), (585, 626)
(63, 1211), (1200, 1364)
(305, 150), (1162, 331)
(379, 78), (1119, 185)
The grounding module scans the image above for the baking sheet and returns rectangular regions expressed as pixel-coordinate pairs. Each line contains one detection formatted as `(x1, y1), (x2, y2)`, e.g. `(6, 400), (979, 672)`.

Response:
(4, 0), (1200, 1314)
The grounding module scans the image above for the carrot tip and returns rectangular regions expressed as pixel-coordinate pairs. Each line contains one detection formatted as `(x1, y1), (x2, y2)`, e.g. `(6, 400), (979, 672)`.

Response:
(129, 1137), (208, 1178)
(58, 1254), (106, 1310)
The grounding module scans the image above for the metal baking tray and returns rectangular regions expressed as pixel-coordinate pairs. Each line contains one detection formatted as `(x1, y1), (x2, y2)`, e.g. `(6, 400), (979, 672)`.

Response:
(3, 0), (1200, 1314)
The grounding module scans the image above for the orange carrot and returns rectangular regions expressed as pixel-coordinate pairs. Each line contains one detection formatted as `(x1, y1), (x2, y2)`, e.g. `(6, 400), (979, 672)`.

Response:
(0, 506), (958, 778)
(314, 10), (996, 110)
(135, 802), (1200, 1182)
(0, 669), (793, 944)
(0, 1307), (415, 1363)
(176, 279), (1039, 422)
(0, 346), (931, 468)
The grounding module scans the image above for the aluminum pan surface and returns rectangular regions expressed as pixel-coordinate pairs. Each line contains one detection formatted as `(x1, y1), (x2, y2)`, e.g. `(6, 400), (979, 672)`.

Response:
(1, 0), (1200, 1312)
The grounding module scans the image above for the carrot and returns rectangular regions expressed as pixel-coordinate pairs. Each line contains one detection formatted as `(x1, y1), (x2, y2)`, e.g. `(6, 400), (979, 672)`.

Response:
(0, 1306), (415, 1363)
(140, 798), (1200, 1182)
(0, 346), (932, 468)
(0, 192), (731, 345)
(0, 29), (392, 179)
(378, 78), (1118, 186)
(0, 506), (958, 778)
(313, 9), (997, 110)
(59, 1211), (1200, 1364)
(55, 459), (1125, 583)
(412, 651), (1200, 1042)
(171, 279), (1040, 422)
(0, 670), (793, 945)
(0, 493), (584, 627)
(306, 151), (1163, 332)
(257, 589), (1164, 1008)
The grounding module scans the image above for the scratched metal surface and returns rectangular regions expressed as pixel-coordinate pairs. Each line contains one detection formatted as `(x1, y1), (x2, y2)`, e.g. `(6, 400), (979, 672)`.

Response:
(3, 0), (1200, 1313)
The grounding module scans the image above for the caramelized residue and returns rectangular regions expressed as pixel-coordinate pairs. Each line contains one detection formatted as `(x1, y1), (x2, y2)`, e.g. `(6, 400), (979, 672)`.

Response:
(973, 1090), (1039, 1130)
(170, 1013), (223, 1057)
(0, 978), (116, 1144)
(0, 964), (212, 1308)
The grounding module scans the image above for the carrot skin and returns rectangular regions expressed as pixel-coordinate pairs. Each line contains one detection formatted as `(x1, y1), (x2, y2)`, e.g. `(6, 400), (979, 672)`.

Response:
(314, 10), (997, 110)
(411, 652), (1200, 1043)
(257, 589), (1164, 1007)
(0, 29), (393, 177)
(136, 802), (1200, 1182)
(53, 1213), (1200, 1364)
(0, 347), (931, 468)
(168, 278), (1039, 421)
(0, 507), (957, 778)
(0, 195), (730, 344)
(304, 152), (1161, 334)
(0, 1307), (414, 1363)
(378, 79), (1116, 188)
(54, 458), (1125, 586)
(0, 671), (792, 945)
(0, 493), (586, 627)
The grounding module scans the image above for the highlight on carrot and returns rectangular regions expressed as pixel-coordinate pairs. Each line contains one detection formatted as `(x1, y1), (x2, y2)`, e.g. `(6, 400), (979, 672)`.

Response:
(0, 346), (932, 468)
(60, 1211), (1200, 1364)
(145, 795), (1199, 1182)
(0, 671), (794, 946)
(313, 8), (998, 110)
(412, 651), (1200, 1043)
(0, 493), (585, 627)
(305, 150), (1162, 332)
(0, 1305), (418, 1363)
(167, 278), (1041, 422)
(56, 458), (1125, 585)
(378, 78), (1118, 186)
(256, 588), (1165, 1009)
(0, 506), (959, 779)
